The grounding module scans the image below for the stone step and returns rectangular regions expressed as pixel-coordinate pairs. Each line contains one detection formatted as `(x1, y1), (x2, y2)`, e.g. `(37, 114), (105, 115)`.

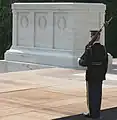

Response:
(0, 58), (116, 74)
(0, 59), (87, 73)
(0, 60), (54, 73)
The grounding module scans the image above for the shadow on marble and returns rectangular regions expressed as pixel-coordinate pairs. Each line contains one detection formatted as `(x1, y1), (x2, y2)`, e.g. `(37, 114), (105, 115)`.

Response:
(53, 107), (117, 120)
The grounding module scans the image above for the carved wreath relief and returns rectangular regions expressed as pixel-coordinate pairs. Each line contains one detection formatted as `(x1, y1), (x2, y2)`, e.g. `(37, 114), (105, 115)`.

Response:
(20, 16), (29, 28)
(38, 16), (47, 30)
(57, 16), (66, 30)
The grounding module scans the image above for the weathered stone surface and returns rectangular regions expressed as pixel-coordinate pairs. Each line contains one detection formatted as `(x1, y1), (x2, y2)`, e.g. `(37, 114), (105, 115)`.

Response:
(0, 68), (116, 119)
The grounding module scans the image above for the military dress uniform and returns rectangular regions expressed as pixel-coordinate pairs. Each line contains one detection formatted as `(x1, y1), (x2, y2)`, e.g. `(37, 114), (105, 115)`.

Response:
(79, 30), (108, 119)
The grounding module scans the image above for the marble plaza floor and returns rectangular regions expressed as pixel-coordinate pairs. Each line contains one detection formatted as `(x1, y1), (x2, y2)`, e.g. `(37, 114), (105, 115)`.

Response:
(0, 68), (116, 120)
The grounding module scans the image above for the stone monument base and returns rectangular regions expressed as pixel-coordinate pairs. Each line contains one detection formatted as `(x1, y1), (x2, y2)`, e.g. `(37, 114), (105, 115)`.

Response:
(0, 49), (112, 73)
(1, 47), (79, 73)
(5, 47), (79, 68)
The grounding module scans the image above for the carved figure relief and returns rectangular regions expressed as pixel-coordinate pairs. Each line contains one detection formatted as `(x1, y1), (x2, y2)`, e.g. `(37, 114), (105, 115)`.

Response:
(20, 16), (29, 28)
(57, 16), (66, 30)
(38, 16), (47, 29)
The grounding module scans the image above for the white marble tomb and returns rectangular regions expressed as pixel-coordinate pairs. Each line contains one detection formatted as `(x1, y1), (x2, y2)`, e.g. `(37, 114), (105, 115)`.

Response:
(0, 3), (110, 72)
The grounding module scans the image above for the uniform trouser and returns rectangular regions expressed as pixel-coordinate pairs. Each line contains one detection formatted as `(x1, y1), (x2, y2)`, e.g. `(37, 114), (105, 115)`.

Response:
(86, 80), (102, 118)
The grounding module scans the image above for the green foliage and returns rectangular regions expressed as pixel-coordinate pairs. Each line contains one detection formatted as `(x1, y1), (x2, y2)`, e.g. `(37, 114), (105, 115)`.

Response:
(105, 0), (117, 57)
(0, 1), (12, 59)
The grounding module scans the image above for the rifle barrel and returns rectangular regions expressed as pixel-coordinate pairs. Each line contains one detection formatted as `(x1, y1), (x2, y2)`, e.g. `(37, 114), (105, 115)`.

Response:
(85, 14), (115, 49)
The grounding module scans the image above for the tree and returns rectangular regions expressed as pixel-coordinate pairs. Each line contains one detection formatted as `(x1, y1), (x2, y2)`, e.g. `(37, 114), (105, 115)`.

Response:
(105, 0), (117, 57)
(0, 0), (12, 59)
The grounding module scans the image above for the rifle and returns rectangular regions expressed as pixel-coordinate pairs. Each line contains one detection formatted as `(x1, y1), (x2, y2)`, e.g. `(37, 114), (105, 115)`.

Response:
(78, 10), (117, 67)
(85, 11), (117, 49)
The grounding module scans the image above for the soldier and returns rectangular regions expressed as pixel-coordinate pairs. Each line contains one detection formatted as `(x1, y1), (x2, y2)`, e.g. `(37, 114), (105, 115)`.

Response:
(79, 30), (108, 120)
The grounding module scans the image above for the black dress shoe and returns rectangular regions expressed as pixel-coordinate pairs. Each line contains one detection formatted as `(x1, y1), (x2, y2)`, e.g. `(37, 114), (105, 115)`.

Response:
(82, 112), (91, 118)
